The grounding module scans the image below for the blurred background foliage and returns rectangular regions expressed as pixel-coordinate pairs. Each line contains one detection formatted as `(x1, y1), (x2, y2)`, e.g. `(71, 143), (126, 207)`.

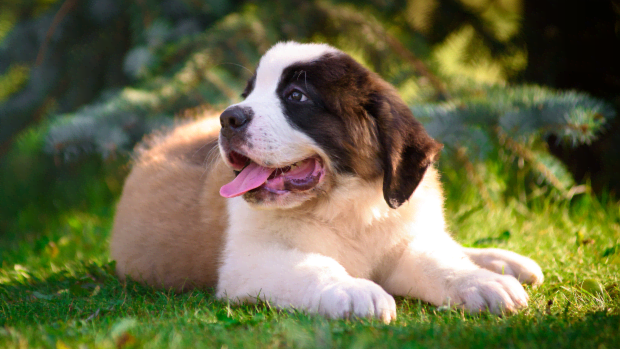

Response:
(0, 0), (619, 240)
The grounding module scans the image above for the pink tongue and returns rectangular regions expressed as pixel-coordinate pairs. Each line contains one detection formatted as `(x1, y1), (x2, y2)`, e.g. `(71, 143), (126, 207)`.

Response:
(220, 162), (274, 198)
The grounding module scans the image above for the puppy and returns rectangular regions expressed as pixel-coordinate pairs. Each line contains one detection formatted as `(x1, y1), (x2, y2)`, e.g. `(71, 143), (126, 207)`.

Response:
(110, 42), (543, 323)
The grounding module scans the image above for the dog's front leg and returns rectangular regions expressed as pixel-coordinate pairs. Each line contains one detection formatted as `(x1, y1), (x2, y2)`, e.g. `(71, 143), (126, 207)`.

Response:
(381, 234), (529, 314)
(216, 230), (397, 323)
(463, 247), (544, 286)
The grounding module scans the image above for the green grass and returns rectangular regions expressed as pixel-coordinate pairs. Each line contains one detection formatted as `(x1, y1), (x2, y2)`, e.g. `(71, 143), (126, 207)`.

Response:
(1, 172), (619, 348)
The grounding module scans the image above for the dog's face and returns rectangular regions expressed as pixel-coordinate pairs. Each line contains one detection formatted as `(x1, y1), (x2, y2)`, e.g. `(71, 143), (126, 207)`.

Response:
(218, 42), (442, 209)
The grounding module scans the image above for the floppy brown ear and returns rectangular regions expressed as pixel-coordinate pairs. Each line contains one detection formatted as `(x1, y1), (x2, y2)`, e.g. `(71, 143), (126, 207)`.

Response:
(366, 85), (443, 209)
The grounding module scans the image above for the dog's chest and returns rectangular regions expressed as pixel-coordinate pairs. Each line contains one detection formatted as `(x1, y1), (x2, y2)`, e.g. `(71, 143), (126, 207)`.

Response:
(227, 193), (414, 280)
(273, 212), (409, 279)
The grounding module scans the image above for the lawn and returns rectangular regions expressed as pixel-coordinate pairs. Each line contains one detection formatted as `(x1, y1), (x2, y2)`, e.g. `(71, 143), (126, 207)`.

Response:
(1, 170), (619, 348)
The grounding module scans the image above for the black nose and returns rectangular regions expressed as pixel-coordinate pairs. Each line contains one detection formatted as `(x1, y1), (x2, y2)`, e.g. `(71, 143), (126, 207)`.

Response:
(220, 106), (252, 131)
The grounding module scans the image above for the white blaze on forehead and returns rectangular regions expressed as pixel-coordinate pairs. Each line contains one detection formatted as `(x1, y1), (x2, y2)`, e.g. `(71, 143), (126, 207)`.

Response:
(225, 41), (339, 169)
(251, 42), (339, 97)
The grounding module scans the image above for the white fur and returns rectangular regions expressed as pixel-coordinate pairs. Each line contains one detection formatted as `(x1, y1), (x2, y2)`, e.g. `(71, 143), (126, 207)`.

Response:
(463, 247), (544, 285)
(215, 42), (543, 322)
(217, 172), (539, 321)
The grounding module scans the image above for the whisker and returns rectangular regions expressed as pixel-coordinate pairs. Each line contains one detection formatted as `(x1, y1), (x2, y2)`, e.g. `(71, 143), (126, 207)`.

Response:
(199, 145), (221, 181)
(213, 62), (253, 75)
(191, 142), (212, 161)
(303, 71), (308, 91)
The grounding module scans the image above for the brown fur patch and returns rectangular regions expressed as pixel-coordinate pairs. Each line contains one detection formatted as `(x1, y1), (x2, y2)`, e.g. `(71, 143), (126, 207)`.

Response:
(110, 115), (232, 291)
(275, 52), (442, 207)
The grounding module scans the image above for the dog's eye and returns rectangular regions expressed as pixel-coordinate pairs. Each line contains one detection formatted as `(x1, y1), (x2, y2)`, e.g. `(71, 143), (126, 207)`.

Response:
(287, 90), (308, 102)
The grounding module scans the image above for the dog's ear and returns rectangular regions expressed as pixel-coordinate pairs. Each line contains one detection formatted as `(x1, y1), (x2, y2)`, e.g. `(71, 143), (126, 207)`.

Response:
(366, 84), (443, 209)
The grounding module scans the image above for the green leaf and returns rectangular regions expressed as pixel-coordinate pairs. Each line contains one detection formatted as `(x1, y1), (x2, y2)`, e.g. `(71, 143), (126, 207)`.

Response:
(602, 244), (620, 257)
(32, 291), (53, 301)
(473, 230), (511, 246)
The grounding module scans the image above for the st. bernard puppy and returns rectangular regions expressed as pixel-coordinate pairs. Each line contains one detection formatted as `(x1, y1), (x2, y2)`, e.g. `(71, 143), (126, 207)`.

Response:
(110, 41), (543, 323)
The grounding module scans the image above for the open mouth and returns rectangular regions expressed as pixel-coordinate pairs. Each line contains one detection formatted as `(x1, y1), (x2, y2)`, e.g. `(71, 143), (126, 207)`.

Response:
(220, 150), (325, 198)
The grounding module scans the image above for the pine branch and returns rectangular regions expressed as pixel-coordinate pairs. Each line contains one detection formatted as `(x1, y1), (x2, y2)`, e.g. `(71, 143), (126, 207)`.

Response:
(496, 127), (567, 191)
(45, 13), (268, 161)
(415, 84), (614, 199)
(414, 85), (615, 148)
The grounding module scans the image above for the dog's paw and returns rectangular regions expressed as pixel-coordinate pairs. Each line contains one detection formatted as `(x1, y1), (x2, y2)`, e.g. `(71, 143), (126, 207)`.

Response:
(464, 248), (544, 286)
(315, 278), (397, 323)
(447, 268), (529, 314)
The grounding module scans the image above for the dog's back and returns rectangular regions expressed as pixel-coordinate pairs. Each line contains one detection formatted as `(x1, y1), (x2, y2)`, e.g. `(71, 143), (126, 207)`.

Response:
(110, 115), (231, 291)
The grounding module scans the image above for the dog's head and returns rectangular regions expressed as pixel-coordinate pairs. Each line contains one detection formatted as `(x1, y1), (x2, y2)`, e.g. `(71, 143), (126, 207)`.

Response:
(218, 42), (442, 209)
